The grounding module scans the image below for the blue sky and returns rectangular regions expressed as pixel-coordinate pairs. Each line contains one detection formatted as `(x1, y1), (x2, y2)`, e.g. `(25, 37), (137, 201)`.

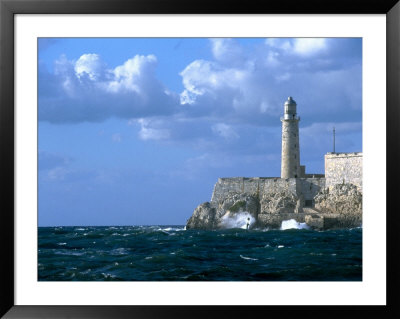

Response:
(38, 37), (362, 226)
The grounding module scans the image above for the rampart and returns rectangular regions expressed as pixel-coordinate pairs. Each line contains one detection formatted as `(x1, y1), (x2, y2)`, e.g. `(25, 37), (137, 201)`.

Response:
(325, 152), (362, 192)
(211, 177), (326, 206)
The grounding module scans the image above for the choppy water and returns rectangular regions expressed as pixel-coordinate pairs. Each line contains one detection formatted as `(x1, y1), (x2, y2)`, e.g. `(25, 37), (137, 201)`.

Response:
(38, 225), (362, 281)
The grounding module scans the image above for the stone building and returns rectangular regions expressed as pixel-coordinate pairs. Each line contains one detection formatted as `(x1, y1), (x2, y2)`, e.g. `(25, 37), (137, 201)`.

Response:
(208, 96), (362, 209)
(186, 96), (363, 230)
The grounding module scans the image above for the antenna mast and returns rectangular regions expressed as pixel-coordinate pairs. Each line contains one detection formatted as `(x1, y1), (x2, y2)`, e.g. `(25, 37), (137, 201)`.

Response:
(333, 127), (336, 153)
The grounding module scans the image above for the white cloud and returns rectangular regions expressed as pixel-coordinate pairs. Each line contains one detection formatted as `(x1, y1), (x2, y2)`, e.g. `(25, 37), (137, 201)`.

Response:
(293, 38), (327, 56)
(179, 59), (247, 106)
(40, 38), (361, 140)
(265, 39), (292, 51)
(106, 54), (157, 93)
(137, 118), (170, 141)
(39, 53), (177, 123)
(209, 38), (243, 64)
(74, 53), (103, 81)
(266, 38), (327, 57)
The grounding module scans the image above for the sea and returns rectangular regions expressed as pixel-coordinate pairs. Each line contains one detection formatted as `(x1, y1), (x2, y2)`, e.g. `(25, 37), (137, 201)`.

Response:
(38, 220), (362, 281)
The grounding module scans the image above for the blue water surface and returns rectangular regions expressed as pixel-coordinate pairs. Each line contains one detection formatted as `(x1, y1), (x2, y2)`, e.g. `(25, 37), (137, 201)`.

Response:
(38, 226), (362, 281)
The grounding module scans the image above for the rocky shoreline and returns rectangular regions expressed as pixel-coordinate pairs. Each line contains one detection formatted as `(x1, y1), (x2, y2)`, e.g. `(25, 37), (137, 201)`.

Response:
(186, 183), (362, 231)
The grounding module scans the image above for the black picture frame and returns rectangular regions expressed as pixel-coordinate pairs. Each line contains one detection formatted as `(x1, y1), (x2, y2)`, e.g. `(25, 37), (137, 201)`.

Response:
(1, 0), (399, 318)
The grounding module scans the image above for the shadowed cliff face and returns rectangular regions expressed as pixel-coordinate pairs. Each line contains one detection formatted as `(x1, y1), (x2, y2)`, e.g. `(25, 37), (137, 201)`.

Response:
(186, 183), (362, 230)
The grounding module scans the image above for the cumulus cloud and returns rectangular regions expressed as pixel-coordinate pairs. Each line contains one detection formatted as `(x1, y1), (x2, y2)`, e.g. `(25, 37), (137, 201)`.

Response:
(179, 59), (248, 108)
(39, 38), (362, 167)
(39, 54), (179, 123)
(266, 38), (327, 56)
(178, 38), (361, 128)
(210, 38), (244, 65)
(293, 38), (327, 55)
(106, 55), (157, 93)
(74, 53), (104, 81)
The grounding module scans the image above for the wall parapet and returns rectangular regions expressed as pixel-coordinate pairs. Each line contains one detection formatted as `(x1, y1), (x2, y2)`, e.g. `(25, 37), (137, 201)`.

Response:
(325, 152), (362, 192)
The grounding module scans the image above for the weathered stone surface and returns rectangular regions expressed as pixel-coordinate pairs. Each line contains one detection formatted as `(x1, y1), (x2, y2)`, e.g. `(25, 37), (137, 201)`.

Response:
(325, 153), (362, 192)
(217, 193), (259, 218)
(257, 213), (306, 229)
(186, 202), (217, 230)
(305, 214), (325, 229)
(185, 179), (362, 230)
(314, 183), (362, 228)
(260, 190), (298, 214)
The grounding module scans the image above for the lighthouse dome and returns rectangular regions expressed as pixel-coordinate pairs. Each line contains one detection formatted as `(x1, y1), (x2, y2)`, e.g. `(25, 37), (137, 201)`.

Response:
(285, 96), (297, 106)
(284, 96), (297, 115)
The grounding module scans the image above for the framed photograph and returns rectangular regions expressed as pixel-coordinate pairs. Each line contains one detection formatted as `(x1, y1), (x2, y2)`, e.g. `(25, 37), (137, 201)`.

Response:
(1, 0), (399, 318)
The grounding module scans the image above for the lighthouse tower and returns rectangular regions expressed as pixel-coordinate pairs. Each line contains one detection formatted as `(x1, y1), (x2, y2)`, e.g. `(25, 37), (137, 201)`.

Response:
(281, 97), (301, 178)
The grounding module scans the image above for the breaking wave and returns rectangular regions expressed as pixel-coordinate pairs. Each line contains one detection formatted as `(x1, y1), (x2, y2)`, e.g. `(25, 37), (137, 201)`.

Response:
(220, 212), (256, 229)
(280, 219), (310, 230)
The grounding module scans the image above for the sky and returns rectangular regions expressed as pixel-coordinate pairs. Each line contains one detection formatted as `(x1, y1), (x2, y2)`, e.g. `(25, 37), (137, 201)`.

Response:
(38, 37), (362, 226)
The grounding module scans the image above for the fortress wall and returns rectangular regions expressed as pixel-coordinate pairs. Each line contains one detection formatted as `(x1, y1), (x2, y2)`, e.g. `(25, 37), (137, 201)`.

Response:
(211, 177), (298, 204)
(325, 152), (362, 192)
(297, 178), (326, 201)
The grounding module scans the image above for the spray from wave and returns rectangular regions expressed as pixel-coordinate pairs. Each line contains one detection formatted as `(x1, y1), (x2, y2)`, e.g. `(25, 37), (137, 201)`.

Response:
(280, 219), (310, 230)
(220, 212), (256, 229)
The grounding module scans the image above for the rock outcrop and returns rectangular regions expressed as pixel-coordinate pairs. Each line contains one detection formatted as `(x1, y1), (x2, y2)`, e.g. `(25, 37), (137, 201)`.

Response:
(186, 202), (217, 230)
(314, 183), (362, 228)
(186, 182), (362, 231)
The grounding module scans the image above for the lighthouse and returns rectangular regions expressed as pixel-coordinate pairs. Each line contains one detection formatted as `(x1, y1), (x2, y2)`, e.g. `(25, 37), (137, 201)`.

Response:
(281, 97), (301, 178)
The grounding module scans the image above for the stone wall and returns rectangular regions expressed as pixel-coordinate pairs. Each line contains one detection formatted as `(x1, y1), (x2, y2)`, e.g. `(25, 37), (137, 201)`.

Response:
(325, 152), (362, 192)
(297, 178), (326, 202)
(210, 177), (325, 206)
(211, 177), (296, 204)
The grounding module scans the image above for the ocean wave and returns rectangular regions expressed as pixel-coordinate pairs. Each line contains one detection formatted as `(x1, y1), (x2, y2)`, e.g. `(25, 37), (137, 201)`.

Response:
(110, 248), (129, 255)
(38, 225), (362, 281)
(220, 212), (255, 229)
(240, 255), (258, 261)
(161, 227), (185, 232)
(280, 219), (310, 230)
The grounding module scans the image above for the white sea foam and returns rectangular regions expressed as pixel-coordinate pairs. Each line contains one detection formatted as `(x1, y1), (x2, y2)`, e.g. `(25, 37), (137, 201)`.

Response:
(280, 219), (310, 230)
(278, 245), (284, 248)
(220, 211), (255, 229)
(162, 227), (185, 232)
(57, 242), (67, 246)
(240, 255), (258, 261)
